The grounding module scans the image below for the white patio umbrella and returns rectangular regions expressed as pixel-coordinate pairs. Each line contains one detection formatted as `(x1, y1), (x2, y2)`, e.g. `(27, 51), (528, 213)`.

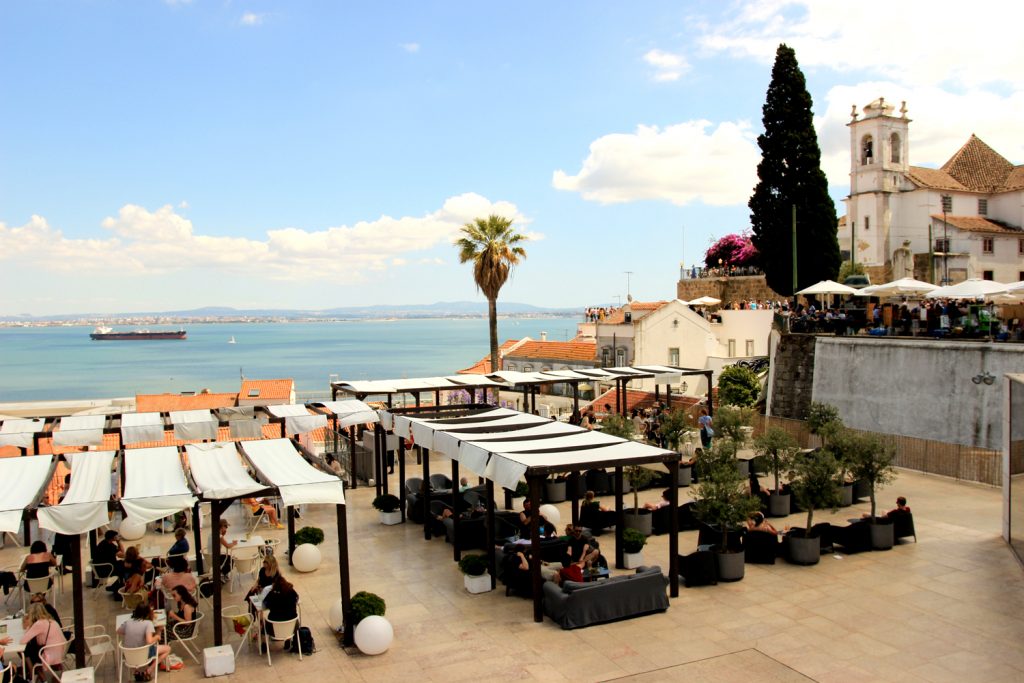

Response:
(859, 277), (938, 298)
(689, 295), (721, 306)
(926, 278), (1008, 301)
(796, 280), (858, 296)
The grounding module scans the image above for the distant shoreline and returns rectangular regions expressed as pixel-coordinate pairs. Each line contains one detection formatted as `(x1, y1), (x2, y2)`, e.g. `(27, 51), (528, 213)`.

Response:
(0, 313), (580, 328)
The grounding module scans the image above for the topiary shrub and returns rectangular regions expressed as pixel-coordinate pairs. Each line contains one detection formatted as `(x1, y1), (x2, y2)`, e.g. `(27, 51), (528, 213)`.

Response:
(372, 494), (401, 512)
(294, 526), (324, 546)
(350, 591), (386, 627)
(718, 365), (761, 407)
(458, 554), (488, 576)
(622, 528), (647, 554)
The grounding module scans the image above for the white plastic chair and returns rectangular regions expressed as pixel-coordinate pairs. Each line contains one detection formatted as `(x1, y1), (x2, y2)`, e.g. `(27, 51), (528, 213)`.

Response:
(219, 604), (255, 658)
(262, 616), (300, 666)
(1, 661), (14, 683)
(229, 546), (261, 593)
(84, 625), (116, 670)
(168, 611), (203, 664)
(33, 636), (74, 683)
(88, 562), (118, 595)
(22, 570), (56, 611)
(259, 539), (280, 560)
(118, 642), (158, 683)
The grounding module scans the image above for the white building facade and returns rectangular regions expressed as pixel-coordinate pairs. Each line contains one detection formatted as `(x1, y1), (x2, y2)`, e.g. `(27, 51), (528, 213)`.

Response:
(841, 98), (1024, 284)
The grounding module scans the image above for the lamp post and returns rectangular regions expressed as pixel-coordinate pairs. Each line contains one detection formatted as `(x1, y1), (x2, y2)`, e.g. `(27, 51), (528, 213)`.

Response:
(941, 194), (951, 285)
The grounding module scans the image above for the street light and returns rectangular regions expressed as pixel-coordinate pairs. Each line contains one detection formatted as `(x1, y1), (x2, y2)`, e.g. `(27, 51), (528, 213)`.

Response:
(941, 194), (951, 285)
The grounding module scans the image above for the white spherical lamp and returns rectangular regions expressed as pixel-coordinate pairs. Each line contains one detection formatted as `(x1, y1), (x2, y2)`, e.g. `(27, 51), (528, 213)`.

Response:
(354, 615), (393, 655)
(118, 517), (147, 541)
(327, 599), (345, 631)
(291, 543), (322, 573)
(538, 503), (561, 528)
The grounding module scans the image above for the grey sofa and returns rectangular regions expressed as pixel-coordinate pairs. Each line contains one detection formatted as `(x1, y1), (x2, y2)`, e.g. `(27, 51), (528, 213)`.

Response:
(542, 566), (669, 629)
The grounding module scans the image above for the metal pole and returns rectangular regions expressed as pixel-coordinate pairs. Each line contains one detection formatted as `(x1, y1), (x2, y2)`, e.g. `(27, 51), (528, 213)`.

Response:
(286, 507), (296, 566)
(792, 204), (798, 296)
(668, 460), (679, 598)
(528, 474), (543, 623)
(70, 534), (86, 667)
(211, 502), (224, 644)
(614, 466), (625, 569)
(485, 479), (496, 589)
(336, 504), (354, 647)
(451, 458), (461, 562)
(398, 437), (407, 523)
(192, 502), (204, 574)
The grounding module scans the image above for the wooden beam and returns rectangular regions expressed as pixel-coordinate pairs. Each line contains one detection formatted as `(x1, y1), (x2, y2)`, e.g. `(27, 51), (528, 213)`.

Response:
(70, 534), (86, 667)
(668, 460), (679, 598)
(614, 466), (624, 569)
(335, 504), (354, 647)
(528, 474), (543, 623)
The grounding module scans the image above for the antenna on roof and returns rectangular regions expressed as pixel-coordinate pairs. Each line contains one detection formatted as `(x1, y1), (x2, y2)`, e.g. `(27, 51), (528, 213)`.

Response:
(240, 367), (245, 381)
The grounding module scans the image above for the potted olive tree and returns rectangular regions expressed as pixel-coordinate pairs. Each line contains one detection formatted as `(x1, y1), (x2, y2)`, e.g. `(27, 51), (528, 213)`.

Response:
(621, 528), (647, 569)
(807, 402), (854, 506)
(372, 494), (403, 525)
(849, 433), (897, 550)
(602, 415), (656, 535)
(753, 427), (799, 517)
(658, 408), (694, 486)
(714, 405), (755, 477)
(693, 444), (761, 581)
(458, 553), (491, 593)
(785, 449), (842, 565)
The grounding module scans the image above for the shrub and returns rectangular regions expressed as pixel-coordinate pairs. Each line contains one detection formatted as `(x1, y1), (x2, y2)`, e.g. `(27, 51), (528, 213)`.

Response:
(693, 444), (762, 551)
(718, 365), (761, 407)
(657, 407), (692, 451)
(806, 402), (842, 447)
(458, 554), (488, 576)
(294, 526), (324, 546)
(753, 427), (799, 494)
(622, 528), (646, 554)
(350, 591), (386, 626)
(704, 232), (758, 268)
(372, 494), (401, 513)
(514, 481), (529, 498)
(600, 414), (635, 440)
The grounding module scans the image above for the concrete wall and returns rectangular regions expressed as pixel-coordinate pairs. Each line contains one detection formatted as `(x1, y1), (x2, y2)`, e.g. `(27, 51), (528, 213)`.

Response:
(812, 338), (1024, 451)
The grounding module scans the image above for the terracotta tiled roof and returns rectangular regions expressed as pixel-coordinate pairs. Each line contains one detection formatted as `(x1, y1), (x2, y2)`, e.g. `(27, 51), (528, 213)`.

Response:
(587, 388), (700, 415)
(940, 134), (1015, 192)
(457, 339), (525, 374)
(930, 215), (1022, 234)
(604, 301), (669, 324)
(505, 340), (596, 363)
(1003, 166), (1024, 192)
(136, 392), (238, 412)
(240, 379), (293, 401)
(906, 166), (969, 192)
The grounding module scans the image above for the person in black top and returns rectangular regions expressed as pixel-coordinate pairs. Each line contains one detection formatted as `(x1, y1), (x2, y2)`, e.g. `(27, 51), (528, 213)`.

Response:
(262, 574), (299, 640)
(563, 525), (600, 568)
(93, 530), (123, 589)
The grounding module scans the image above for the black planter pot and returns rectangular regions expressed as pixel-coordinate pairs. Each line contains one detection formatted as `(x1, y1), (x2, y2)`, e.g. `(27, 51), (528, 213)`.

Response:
(852, 479), (870, 502)
(544, 480), (566, 503)
(869, 518), (894, 550)
(786, 534), (821, 565)
(716, 550), (745, 581)
(839, 483), (854, 507)
(624, 509), (653, 536)
(768, 492), (790, 518)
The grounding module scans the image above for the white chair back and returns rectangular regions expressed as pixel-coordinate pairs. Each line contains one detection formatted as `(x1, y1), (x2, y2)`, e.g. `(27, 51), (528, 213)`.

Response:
(118, 642), (158, 683)
(263, 616), (300, 665)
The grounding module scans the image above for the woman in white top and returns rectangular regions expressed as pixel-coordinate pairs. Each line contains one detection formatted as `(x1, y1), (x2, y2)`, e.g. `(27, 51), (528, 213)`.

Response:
(116, 604), (172, 679)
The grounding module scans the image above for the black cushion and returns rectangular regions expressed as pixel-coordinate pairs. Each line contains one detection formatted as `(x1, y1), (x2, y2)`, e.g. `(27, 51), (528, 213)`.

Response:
(679, 551), (717, 587)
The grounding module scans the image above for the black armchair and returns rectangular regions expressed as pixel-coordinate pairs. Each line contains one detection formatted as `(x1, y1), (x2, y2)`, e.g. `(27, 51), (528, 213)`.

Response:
(744, 530), (780, 564)
(831, 521), (871, 553)
(678, 550), (717, 587)
(888, 510), (917, 542)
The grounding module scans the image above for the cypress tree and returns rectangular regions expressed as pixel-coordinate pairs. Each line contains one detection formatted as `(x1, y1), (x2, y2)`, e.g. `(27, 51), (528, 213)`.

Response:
(749, 44), (839, 296)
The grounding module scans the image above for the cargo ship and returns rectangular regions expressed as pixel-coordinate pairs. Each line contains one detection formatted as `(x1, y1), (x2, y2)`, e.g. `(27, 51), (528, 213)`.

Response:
(89, 326), (187, 341)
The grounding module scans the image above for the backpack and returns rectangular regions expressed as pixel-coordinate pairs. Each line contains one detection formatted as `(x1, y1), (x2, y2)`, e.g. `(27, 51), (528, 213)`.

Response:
(285, 626), (315, 655)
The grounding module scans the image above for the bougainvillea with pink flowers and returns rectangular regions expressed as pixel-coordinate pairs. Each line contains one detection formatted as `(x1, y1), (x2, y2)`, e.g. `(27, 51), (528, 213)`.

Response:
(704, 233), (758, 268)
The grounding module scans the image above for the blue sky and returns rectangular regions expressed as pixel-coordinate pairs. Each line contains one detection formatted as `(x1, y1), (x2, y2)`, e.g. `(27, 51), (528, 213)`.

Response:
(2, 1), (1020, 316)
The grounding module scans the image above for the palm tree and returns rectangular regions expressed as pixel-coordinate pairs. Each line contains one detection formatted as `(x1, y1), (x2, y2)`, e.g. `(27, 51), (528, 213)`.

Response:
(456, 215), (527, 375)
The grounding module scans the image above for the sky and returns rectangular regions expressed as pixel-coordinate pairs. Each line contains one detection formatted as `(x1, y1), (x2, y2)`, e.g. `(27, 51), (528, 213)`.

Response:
(1, 0), (1021, 316)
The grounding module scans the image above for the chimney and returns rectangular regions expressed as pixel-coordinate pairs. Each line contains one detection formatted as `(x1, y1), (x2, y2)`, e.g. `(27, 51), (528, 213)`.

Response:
(540, 331), (547, 342)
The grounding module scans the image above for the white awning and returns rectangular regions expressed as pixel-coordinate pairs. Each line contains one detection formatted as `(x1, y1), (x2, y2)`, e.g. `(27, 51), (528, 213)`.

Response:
(0, 456), (54, 532)
(486, 440), (673, 491)
(0, 418), (44, 448)
(430, 419), (577, 472)
(392, 407), (541, 447)
(487, 371), (551, 385)
(185, 442), (265, 500)
(170, 410), (219, 441)
(266, 404), (328, 436)
(53, 415), (106, 447)
(444, 374), (506, 387)
(37, 451), (114, 535)
(333, 375), (505, 395)
(121, 413), (165, 445)
(631, 365), (688, 384)
(537, 369), (595, 381)
(239, 439), (345, 507)
(318, 400), (380, 429)
(121, 447), (197, 524)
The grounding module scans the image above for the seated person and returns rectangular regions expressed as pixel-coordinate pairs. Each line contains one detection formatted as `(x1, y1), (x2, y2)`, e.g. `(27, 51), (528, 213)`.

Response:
(458, 477), (471, 493)
(93, 529), (124, 589)
(564, 525), (601, 568)
(747, 512), (779, 535)
(642, 489), (672, 511)
(326, 455), (344, 477)
(159, 555), (197, 594)
(887, 496), (911, 516)
(262, 574), (299, 642)
(245, 555), (279, 602)
(117, 604), (172, 678)
(167, 528), (190, 558)
(27, 592), (63, 629)
(20, 540), (57, 589)
(243, 497), (283, 529)
(165, 585), (198, 640)
(20, 603), (67, 673)
(549, 560), (585, 586)
(582, 490), (608, 513)
(122, 565), (150, 609)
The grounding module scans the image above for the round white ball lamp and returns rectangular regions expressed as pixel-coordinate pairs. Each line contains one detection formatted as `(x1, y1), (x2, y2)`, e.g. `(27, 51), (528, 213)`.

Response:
(354, 615), (393, 655)
(327, 599), (345, 631)
(118, 518), (147, 541)
(291, 543), (322, 573)
(538, 503), (561, 528)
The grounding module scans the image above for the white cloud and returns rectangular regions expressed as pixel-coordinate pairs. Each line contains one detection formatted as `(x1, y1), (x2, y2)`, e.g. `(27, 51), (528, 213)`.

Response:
(698, 0), (1022, 89)
(0, 193), (531, 282)
(401, 42), (420, 53)
(552, 120), (760, 206)
(240, 12), (264, 26)
(643, 49), (688, 82)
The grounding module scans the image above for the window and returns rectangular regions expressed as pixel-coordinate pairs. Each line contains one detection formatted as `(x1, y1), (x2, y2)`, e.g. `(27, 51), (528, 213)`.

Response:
(941, 195), (952, 212)
(1019, 271), (1024, 281)
(1018, 238), (1023, 255)
(864, 216), (870, 231)
(890, 133), (901, 163)
(861, 135), (873, 165)
(935, 238), (950, 253)
(615, 348), (626, 366)
(983, 270), (994, 281)
(978, 198), (988, 216)
(983, 237), (994, 254)
(668, 348), (679, 366)
(506, 363), (516, 371)
(601, 348), (611, 367)
(745, 340), (755, 356)
(523, 365), (533, 373)
(727, 339), (736, 357)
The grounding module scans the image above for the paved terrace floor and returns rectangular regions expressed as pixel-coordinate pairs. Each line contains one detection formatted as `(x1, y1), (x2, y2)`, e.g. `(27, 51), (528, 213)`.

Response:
(2, 466), (1023, 683)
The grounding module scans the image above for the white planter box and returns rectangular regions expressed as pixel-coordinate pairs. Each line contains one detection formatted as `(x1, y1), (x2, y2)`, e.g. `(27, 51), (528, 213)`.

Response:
(464, 572), (492, 594)
(203, 645), (235, 677)
(379, 510), (402, 525)
(623, 552), (644, 569)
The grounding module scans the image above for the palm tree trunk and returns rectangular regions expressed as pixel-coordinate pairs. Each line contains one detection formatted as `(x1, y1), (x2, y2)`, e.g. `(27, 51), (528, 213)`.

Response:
(488, 297), (499, 374)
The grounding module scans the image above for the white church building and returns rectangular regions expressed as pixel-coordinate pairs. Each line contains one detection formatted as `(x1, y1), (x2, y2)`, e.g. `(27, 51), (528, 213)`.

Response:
(840, 98), (1024, 284)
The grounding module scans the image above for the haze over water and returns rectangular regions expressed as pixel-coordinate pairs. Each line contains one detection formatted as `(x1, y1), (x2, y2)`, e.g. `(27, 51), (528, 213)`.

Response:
(0, 318), (580, 403)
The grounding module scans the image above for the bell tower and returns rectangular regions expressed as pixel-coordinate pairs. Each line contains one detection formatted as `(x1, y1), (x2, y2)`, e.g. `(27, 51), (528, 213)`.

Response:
(845, 97), (911, 269)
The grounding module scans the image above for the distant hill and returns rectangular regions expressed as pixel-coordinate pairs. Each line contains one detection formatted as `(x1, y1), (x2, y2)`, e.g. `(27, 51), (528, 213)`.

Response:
(1, 301), (581, 322)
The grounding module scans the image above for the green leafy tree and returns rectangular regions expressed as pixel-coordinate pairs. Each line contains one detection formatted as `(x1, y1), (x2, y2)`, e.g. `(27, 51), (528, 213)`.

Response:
(787, 449), (841, 532)
(600, 414), (634, 440)
(838, 260), (866, 282)
(753, 426), (799, 494)
(848, 433), (897, 521)
(693, 443), (761, 551)
(749, 44), (840, 296)
(806, 401), (842, 448)
(600, 414), (655, 512)
(718, 365), (761, 407)
(713, 404), (755, 451)
(657, 407), (692, 451)
(456, 215), (528, 374)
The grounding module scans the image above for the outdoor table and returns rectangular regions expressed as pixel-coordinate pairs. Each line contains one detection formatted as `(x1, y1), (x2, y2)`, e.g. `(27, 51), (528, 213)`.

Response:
(62, 666), (95, 683)
(582, 567), (610, 582)
(1, 617), (27, 677)
(248, 595), (267, 654)
(228, 535), (264, 550)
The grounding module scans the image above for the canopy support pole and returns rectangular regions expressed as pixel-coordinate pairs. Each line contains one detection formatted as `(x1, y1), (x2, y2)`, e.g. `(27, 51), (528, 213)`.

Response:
(451, 458), (461, 562)
(422, 447), (432, 540)
(335, 504), (353, 647)
(614, 466), (625, 569)
(569, 471), (580, 526)
(666, 385), (672, 409)
(398, 437), (407, 523)
(286, 506), (296, 566)
(373, 424), (384, 499)
(668, 460), (680, 598)
(485, 479), (496, 589)
(528, 473), (543, 623)
(572, 382), (580, 417)
(348, 425), (358, 490)
(705, 370), (714, 416)
(192, 502), (205, 574)
(70, 533), (86, 667)
(211, 500), (231, 645)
